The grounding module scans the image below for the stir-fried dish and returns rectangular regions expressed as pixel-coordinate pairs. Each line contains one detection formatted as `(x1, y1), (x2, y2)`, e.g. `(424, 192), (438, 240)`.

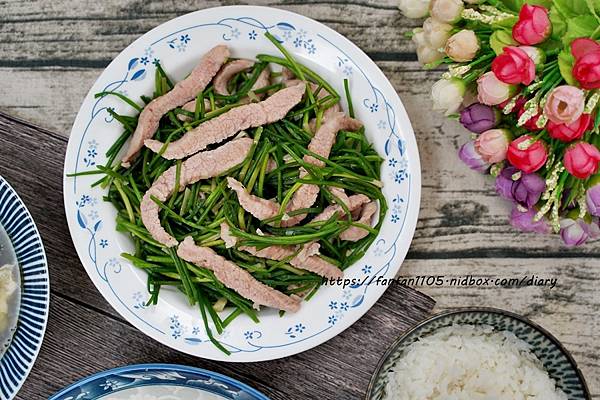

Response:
(71, 33), (386, 353)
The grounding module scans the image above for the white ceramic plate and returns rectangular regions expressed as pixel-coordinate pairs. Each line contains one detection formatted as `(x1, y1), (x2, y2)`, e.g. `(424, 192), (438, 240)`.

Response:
(63, 5), (420, 362)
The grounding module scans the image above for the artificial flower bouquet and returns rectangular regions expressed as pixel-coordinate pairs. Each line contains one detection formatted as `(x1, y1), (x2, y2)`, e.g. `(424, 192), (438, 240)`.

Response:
(399, 0), (600, 246)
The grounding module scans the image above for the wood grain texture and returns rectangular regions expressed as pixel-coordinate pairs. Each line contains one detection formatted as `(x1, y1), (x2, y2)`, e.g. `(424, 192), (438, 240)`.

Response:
(20, 288), (432, 400)
(401, 258), (600, 395)
(0, 0), (598, 398)
(0, 113), (436, 400)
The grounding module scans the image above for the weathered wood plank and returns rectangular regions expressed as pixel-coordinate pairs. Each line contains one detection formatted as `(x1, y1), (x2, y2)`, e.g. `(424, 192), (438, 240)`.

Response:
(17, 281), (434, 399)
(0, 0), (418, 69)
(401, 258), (600, 396)
(0, 113), (597, 397)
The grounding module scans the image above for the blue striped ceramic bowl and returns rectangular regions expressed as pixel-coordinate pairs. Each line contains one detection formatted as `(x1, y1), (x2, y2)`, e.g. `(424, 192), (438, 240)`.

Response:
(0, 176), (50, 400)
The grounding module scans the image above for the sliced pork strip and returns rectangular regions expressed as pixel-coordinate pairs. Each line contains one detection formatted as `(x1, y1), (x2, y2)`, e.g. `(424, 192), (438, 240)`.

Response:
(227, 178), (280, 221)
(253, 68), (271, 94)
(140, 138), (253, 247)
(265, 158), (277, 173)
(122, 45), (229, 166)
(329, 187), (350, 207)
(240, 244), (342, 279)
(279, 182), (320, 227)
(220, 222), (237, 248)
(279, 113), (363, 227)
(292, 256), (342, 279)
(305, 112), (362, 166)
(281, 68), (296, 82)
(214, 59), (255, 95)
(312, 194), (371, 223)
(178, 237), (300, 312)
(296, 242), (320, 262)
(339, 201), (378, 241)
(177, 98), (212, 121)
(145, 83), (305, 160)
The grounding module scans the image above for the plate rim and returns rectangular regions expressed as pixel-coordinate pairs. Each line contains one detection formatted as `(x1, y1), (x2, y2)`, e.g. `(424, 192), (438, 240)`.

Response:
(62, 4), (421, 362)
(0, 175), (50, 400)
(48, 363), (270, 400)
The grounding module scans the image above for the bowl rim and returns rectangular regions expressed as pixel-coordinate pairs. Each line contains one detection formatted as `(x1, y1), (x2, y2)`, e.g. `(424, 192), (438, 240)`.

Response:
(365, 306), (591, 400)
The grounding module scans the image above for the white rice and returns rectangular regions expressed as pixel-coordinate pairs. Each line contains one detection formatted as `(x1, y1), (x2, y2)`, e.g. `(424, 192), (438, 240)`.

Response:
(383, 324), (568, 400)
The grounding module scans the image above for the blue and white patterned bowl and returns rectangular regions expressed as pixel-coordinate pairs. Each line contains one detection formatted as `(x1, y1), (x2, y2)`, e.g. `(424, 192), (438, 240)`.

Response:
(49, 363), (269, 400)
(367, 308), (590, 400)
(0, 175), (50, 400)
(63, 6), (421, 361)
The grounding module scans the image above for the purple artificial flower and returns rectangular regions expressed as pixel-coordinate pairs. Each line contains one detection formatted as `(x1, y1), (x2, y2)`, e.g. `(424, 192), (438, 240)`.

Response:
(589, 217), (600, 239)
(512, 173), (546, 208)
(496, 166), (518, 200)
(459, 103), (500, 133)
(495, 166), (545, 208)
(510, 206), (551, 234)
(586, 182), (600, 217)
(559, 218), (591, 246)
(458, 141), (489, 173)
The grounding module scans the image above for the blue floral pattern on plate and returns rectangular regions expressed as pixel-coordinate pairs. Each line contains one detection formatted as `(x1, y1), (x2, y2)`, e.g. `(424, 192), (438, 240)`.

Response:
(49, 364), (269, 400)
(64, 6), (420, 361)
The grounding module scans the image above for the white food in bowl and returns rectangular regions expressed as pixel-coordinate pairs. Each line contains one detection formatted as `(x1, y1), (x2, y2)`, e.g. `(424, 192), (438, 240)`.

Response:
(0, 263), (20, 354)
(384, 324), (567, 400)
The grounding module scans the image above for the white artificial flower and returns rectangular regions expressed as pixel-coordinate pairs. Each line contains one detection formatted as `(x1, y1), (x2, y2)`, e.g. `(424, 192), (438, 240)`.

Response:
(431, 78), (466, 115)
(412, 28), (445, 64)
(398, 0), (431, 18)
(430, 0), (464, 23)
(423, 17), (452, 49)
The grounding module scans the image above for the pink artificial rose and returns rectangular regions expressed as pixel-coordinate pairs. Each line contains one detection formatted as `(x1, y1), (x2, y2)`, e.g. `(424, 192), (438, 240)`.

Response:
(543, 85), (585, 125)
(512, 4), (551, 45)
(477, 72), (516, 106)
(475, 129), (512, 163)
(564, 142), (600, 179)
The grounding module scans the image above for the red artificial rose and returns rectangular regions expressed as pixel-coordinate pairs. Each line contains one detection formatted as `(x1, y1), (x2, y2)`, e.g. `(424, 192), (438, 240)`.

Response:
(571, 38), (600, 59)
(512, 4), (551, 45)
(563, 142), (600, 179)
(571, 38), (600, 90)
(507, 135), (548, 173)
(492, 46), (536, 85)
(548, 114), (592, 142)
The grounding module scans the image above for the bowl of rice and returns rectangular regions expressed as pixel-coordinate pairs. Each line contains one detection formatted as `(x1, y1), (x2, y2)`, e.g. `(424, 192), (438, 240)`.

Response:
(366, 308), (590, 400)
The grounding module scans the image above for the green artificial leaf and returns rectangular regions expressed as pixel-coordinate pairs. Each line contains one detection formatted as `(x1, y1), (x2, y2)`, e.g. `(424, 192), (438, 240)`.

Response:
(549, 6), (567, 39)
(558, 49), (577, 85)
(562, 15), (598, 47)
(584, 0), (600, 23)
(490, 30), (517, 55)
(501, 0), (524, 12)
(491, 16), (519, 30)
(502, 0), (552, 12)
(553, 0), (591, 17)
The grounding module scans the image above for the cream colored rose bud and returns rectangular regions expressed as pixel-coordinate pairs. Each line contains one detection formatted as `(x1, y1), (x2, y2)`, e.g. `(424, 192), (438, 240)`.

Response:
(430, 0), (464, 23)
(423, 17), (453, 49)
(445, 29), (480, 62)
(412, 28), (445, 64)
(398, 0), (431, 18)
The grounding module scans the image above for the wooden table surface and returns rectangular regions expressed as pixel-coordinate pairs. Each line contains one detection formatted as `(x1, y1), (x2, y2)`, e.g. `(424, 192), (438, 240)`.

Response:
(0, 1), (598, 399)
